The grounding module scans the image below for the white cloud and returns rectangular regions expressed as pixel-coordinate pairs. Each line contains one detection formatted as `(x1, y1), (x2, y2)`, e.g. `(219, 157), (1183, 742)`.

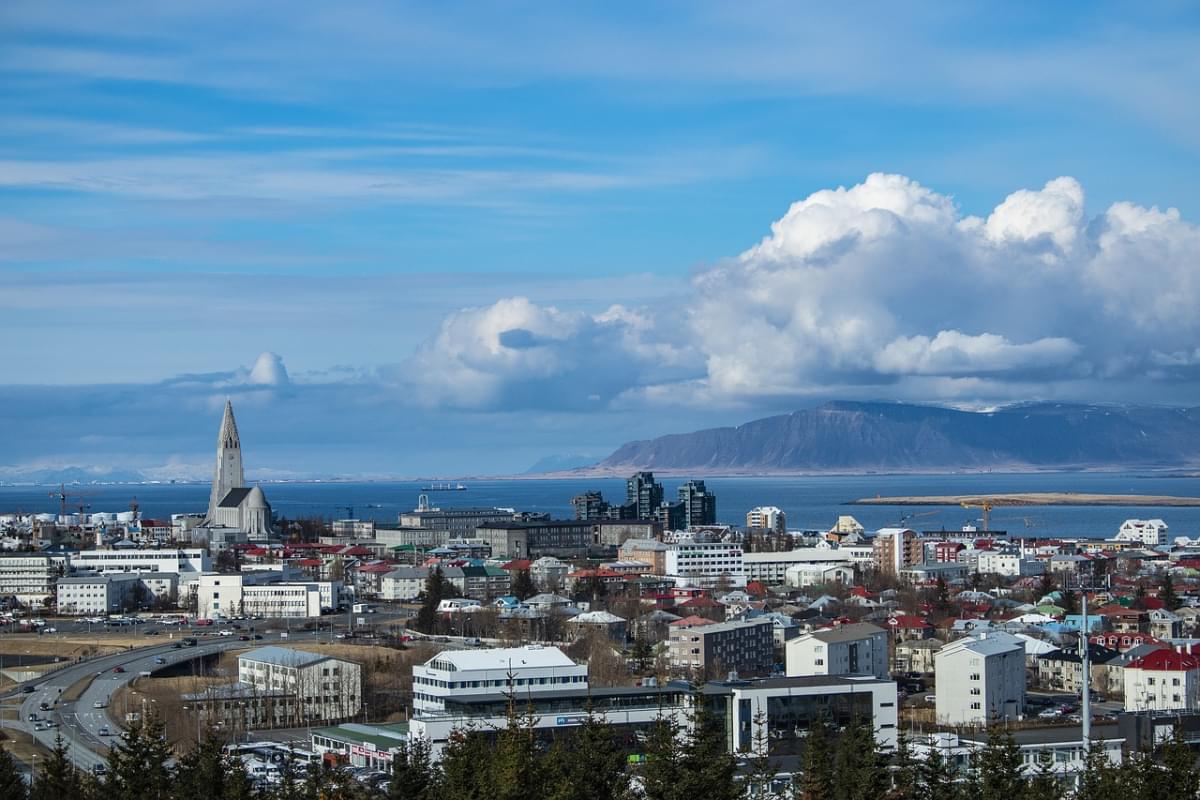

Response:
(246, 351), (290, 386)
(409, 172), (1200, 410)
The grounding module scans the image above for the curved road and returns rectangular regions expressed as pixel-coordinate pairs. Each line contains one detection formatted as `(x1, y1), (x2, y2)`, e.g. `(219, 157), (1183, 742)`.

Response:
(3, 631), (321, 772)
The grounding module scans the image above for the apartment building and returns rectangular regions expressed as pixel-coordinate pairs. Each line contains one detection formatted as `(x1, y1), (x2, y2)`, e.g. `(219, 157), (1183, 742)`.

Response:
(56, 573), (142, 614)
(935, 633), (1025, 725)
(196, 573), (335, 618)
(977, 552), (1045, 577)
(618, 539), (669, 574)
(238, 646), (362, 723)
(1115, 519), (1168, 547)
(785, 623), (889, 679)
(745, 506), (787, 534)
(872, 528), (921, 575)
(664, 539), (745, 589)
(380, 567), (431, 601)
(1124, 649), (1200, 712)
(668, 617), (774, 677)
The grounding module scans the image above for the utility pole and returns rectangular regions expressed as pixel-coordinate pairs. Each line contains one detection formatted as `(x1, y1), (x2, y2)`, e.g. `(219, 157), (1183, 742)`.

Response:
(1081, 588), (1091, 742)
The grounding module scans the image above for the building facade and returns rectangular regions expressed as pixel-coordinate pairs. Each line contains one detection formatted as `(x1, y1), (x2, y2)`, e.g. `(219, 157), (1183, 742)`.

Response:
(664, 540), (745, 589)
(411, 645), (588, 714)
(745, 507), (786, 534)
(785, 623), (889, 679)
(475, 520), (592, 559)
(935, 634), (1025, 725)
(0, 554), (58, 605)
(668, 617), (774, 677)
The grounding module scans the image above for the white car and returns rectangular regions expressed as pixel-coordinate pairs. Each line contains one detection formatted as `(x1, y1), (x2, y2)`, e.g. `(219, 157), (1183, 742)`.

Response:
(219, 629), (234, 637)
(93, 700), (107, 709)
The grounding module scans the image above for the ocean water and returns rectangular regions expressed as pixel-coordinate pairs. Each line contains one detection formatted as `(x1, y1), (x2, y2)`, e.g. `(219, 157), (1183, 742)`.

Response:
(3, 472), (1200, 540)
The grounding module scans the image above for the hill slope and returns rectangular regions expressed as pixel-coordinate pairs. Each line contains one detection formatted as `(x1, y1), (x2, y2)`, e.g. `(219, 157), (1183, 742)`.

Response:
(597, 402), (1200, 472)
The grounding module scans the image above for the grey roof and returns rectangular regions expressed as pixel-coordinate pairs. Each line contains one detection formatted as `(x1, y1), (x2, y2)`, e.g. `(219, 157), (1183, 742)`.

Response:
(385, 567), (431, 579)
(806, 623), (887, 644)
(239, 646), (337, 668)
(219, 487), (253, 508)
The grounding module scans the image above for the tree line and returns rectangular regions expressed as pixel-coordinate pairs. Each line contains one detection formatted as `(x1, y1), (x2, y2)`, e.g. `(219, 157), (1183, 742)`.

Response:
(3, 702), (1198, 800)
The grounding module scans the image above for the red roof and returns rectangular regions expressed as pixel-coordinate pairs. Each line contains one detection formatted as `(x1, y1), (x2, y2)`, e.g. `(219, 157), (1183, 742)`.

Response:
(1127, 649), (1200, 671)
(359, 563), (394, 574)
(669, 615), (717, 627)
(501, 560), (533, 571)
(294, 558), (323, 567)
(679, 595), (722, 608)
(889, 614), (931, 629)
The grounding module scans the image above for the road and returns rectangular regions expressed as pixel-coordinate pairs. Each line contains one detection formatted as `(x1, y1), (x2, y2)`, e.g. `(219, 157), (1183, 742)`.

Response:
(3, 630), (323, 773)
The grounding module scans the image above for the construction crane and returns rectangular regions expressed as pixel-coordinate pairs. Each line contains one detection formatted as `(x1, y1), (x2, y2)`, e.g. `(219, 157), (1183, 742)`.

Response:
(898, 509), (939, 527)
(338, 505), (355, 521)
(960, 499), (994, 531)
(48, 483), (96, 520)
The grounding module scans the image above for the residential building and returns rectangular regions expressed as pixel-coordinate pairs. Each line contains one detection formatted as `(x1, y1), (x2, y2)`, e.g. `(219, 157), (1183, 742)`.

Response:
(398, 505), (516, 539)
(627, 472), (664, 520)
(569, 611), (628, 641)
(411, 645), (588, 714)
(0, 554), (58, 605)
(668, 617), (774, 677)
(1124, 649), (1200, 712)
(375, 527), (450, 550)
(678, 480), (717, 528)
(1148, 608), (1183, 639)
(894, 638), (944, 674)
(238, 646), (362, 723)
(935, 633), (1025, 725)
(56, 573), (141, 614)
(530, 556), (570, 591)
(571, 491), (610, 521)
(746, 507), (787, 535)
(618, 538), (670, 574)
(899, 563), (970, 583)
(1115, 519), (1168, 547)
(977, 552), (1046, 577)
(380, 567), (431, 601)
(330, 519), (375, 538)
(474, 520), (592, 559)
(786, 623), (889, 679)
(665, 539), (745, 589)
(785, 562), (854, 587)
(872, 528), (921, 575)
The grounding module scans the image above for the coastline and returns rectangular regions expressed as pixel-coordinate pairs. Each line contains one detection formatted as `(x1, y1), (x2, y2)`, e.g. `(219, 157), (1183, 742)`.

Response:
(851, 492), (1200, 507)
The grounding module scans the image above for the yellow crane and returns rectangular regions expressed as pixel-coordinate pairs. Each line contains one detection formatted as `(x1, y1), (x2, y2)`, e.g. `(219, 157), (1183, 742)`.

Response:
(960, 499), (994, 531)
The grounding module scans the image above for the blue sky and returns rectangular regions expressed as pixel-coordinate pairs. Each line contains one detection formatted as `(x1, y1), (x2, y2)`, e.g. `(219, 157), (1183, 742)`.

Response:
(2, 2), (1199, 478)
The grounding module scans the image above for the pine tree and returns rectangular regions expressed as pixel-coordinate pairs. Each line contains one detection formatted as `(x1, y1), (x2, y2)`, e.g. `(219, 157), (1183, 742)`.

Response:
(1022, 750), (1062, 800)
(796, 716), (834, 800)
(436, 728), (491, 800)
(640, 716), (684, 800)
(917, 742), (957, 800)
(977, 726), (1024, 800)
(222, 756), (258, 800)
(416, 567), (447, 634)
(833, 717), (887, 800)
(547, 708), (632, 800)
(0, 742), (27, 800)
(888, 732), (918, 800)
(745, 710), (781, 800)
(390, 736), (436, 800)
(677, 703), (740, 800)
(510, 569), (535, 601)
(174, 733), (228, 800)
(1160, 573), (1182, 612)
(1159, 727), (1199, 799)
(490, 695), (543, 800)
(1074, 741), (1121, 800)
(32, 735), (81, 800)
(103, 714), (174, 800)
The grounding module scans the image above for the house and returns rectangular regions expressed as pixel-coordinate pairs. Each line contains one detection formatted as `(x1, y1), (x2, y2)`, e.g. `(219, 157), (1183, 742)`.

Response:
(568, 610), (628, 642)
(1149, 608), (1183, 639)
(667, 617), (773, 678)
(1036, 643), (1120, 694)
(888, 614), (936, 641)
(785, 622), (888, 679)
(935, 633), (1025, 725)
(894, 638), (944, 674)
(1124, 649), (1200, 712)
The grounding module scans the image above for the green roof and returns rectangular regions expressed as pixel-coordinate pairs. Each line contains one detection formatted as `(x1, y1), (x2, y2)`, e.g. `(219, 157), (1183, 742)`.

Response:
(312, 722), (409, 751)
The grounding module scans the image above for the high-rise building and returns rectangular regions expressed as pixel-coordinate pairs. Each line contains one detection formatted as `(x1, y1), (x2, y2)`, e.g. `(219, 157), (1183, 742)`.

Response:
(571, 491), (610, 521)
(872, 528), (922, 575)
(678, 480), (717, 528)
(746, 506), (786, 534)
(627, 472), (664, 520)
(206, 400), (245, 524)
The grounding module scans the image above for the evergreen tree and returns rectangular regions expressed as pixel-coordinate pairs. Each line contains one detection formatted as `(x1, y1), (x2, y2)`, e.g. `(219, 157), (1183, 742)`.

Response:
(977, 727), (1024, 800)
(640, 716), (684, 800)
(435, 728), (491, 800)
(489, 696), (543, 800)
(416, 567), (447, 633)
(0, 742), (27, 800)
(103, 714), (174, 800)
(833, 717), (887, 800)
(917, 743), (957, 800)
(888, 732), (918, 800)
(510, 570), (535, 601)
(796, 716), (834, 800)
(744, 710), (781, 800)
(1022, 750), (1063, 800)
(222, 757), (258, 800)
(677, 703), (740, 800)
(547, 708), (632, 800)
(269, 756), (305, 800)
(174, 733), (228, 800)
(1160, 573), (1182, 612)
(1159, 727), (1199, 799)
(390, 737), (436, 800)
(1061, 590), (1078, 615)
(631, 632), (654, 673)
(32, 735), (81, 800)
(1074, 741), (1121, 800)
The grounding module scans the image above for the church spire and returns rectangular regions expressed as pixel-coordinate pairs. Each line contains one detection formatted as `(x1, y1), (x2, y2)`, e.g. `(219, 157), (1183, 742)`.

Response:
(218, 399), (241, 451)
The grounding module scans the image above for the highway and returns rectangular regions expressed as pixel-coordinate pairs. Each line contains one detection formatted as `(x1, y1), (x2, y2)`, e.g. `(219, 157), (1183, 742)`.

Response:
(3, 630), (323, 773)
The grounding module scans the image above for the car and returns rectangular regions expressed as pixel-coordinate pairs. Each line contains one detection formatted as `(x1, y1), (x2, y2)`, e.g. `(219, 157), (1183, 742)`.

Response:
(171, 642), (182, 649)
(1038, 708), (1062, 719)
(154, 657), (166, 665)
(99, 726), (111, 736)
(182, 638), (197, 647)
(239, 635), (250, 641)
(923, 695), (936, 703)
(92, 764), (107, 776)
(463, 637), (482, 647)
(93, 700), (107, 709)
(251, 634), (263, 640)
(28, 713), (37, 722)
(22, 685), (35, 694)
(42, 627), (58, 634)
(113, 666), (125, 673)
(219, 629), (234, 637)
(39, 701), (51, 711)
(138, 670), (152, 677)
(435, 636), (450, 643)
(143, 629), (159, 635)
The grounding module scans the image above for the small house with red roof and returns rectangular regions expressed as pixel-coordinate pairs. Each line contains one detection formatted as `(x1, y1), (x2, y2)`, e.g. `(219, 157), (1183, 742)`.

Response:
(887, 614), (935, 641)
(1124, 648), (1200, 712)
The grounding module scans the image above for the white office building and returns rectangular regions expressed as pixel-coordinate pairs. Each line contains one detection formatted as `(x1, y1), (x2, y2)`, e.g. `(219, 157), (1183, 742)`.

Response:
(57, 573), (142, 614)
(1115, 519), (1168, 547)
(785, 623), (889, 679)
(742, 549), (854, 585)
(411, 645), (588, 714)
(71, 548), (210, 575)
(196, 573), (334, 619)
(746, 506), (787, 534)
(238, 646), (362, 723)
(976, 552), (1045, 577)
(663, 540), (744, 589)
(0, 554), (59, 605)
(935, 633), (1025, 725)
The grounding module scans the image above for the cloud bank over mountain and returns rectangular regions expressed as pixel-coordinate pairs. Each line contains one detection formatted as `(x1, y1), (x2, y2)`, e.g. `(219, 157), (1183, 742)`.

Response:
(405, 173), (1200, 412)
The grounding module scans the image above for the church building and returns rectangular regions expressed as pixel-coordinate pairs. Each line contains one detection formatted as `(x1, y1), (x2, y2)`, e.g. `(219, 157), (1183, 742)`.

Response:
(198, 401), (273, 544)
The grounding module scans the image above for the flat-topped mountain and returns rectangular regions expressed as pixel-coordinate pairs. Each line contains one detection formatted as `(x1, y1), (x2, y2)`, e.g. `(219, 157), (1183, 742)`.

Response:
(597, 401), (1200, 473)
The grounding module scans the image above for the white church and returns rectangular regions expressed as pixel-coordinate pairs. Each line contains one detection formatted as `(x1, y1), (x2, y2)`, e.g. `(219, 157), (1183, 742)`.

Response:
(194, 400), (273, 548)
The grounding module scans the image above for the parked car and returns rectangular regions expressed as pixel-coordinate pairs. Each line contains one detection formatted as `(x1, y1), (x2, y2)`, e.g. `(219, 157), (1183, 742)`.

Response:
(92, 764), (107, 776)
(99, 726), (111, 736)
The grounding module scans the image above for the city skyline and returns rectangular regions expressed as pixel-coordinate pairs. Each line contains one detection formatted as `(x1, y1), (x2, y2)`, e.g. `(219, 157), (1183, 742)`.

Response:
(2, 3), (1199, 477)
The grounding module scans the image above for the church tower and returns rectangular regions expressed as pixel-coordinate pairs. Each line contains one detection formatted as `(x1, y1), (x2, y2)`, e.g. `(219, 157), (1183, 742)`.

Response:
(206, 400), (245, 522)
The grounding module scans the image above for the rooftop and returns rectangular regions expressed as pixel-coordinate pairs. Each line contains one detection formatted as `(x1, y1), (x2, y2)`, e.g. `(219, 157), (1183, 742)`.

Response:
(239, 646), (339, 668)
(420, 645), (578, 672)
(804, 622), (887, 643)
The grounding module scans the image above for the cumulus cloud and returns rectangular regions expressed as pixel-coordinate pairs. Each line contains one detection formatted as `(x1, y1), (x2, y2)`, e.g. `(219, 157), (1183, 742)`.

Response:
(246, 351), (290, 386)
(405, 173), (1200, 410)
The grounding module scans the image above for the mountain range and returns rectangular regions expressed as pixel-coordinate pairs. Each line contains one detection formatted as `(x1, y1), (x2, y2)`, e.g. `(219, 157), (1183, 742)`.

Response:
(595, 401), (1200, 473)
